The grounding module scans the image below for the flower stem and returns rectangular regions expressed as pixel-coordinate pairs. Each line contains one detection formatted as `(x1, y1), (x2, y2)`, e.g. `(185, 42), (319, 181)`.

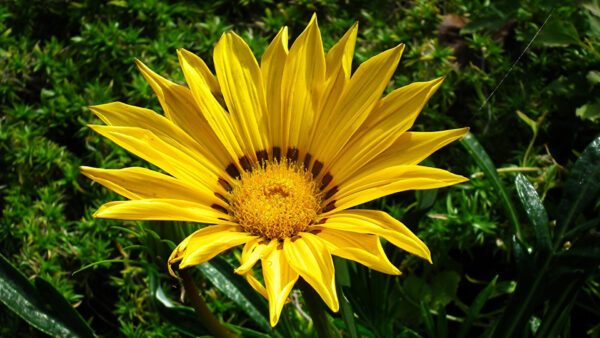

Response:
(181, 269), (235, 338)
(298, 279), (334, 338)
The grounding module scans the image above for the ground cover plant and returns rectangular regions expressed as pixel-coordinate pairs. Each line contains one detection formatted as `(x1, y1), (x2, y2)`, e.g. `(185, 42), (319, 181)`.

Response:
(1, 0), (599, 337)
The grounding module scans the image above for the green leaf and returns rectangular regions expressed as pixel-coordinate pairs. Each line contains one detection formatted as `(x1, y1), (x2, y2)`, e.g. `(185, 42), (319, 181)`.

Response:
(493, 238), (545, 338)
(460, 133), (524, 242)
(416, 188), (438, 211)
(431, 271), (461, 307)
(436, 305), (448, 338)
(338, 289), (359, 338)
(564, 216), (600, 239)
(582, 0), (600, 17)
(586, 70), (600, 85)
(457, 276), (498, 338)
(420, 302), (436, 338)
(149, 272), (210, 337)
(0, 253), (94, 338)
(512, 236), (532, 277)
(334, 258), (359, 338)
(576, 102), (600, 122)
(516, 111), (538, 134)
(515, 174), (551, 253)
(149, 271), (272, 338)
(555, 135), (600, 246)
(537, 20), (581, 46)
(534, 278), (583, 338)
(197, 256), (274, 334)
(555, 246), (600, 270)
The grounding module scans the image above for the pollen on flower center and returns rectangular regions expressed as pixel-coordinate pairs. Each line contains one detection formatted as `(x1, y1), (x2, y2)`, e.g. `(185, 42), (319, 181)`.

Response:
(230, 159), (322, 239)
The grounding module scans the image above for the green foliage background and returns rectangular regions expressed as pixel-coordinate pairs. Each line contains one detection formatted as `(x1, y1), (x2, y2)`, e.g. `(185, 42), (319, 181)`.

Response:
(1, 0), (599, 336)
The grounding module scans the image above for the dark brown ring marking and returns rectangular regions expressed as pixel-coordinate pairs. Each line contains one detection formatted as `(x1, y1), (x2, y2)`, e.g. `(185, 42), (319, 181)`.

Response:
(303, 153), (312, 169)
(256, 150), (269, 164)
(218, 178), (232, 192)
(272, 146), (281, 161)
(214, 192), (229, 204)
(211, 204), (229, 214)
(226, 163), (241, 179)
(312, 160), (323, 178)
(324, 186), (338, 200)
(321, 172), (333, 190)
(286, 148), (299, 162)
(322, 201), (336, 213)
(239, 155), (251, 171)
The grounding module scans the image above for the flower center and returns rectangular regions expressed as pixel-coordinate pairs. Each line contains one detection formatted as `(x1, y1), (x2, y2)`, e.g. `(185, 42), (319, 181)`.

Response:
(230, 160), (322, 239)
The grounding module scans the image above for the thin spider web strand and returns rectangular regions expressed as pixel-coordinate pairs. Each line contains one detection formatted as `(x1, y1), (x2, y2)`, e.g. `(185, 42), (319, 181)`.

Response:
(479, 9), (555, 111)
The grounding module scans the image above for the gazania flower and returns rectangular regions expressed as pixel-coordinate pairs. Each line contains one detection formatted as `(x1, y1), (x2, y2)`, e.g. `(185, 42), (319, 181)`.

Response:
(82, 15), (468, 326)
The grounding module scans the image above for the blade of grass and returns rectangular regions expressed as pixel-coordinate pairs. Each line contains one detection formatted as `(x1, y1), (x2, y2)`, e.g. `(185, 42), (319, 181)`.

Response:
(457, 275), (498, 338)
(460, 133), (524, 243)
(334, 258), (359, 338)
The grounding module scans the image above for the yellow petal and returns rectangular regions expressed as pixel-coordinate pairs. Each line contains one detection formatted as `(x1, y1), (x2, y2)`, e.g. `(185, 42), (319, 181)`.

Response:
(313, 227), (401, 275)
(261, 26), (289, 153)
(214, 32), (269, 158)
(88, 125), (225, 193)
(307, 23), (358, 164)
(80, 166), (224, 207)
(235, 238), (277, 275)
(318, 209), (431, 262)
(170, 225), (255, 270)
(178, 49), (245, 169)
(325, 22), (358, 81)
(283, 233), (338, 312)
(312, 44), (405, 168)
(134, 60), (232, 169)
(366, 128), (469, 168)
(89, 102), (231, 179)
(326, 165), (468, 212)
(364, 77), (445, 129)
(281, 13), (325, 155)
(326, 78), (447, 187)
(246, 272), (268, 300)
(93, 199), (232, 223)
(262, 245), (299, 327)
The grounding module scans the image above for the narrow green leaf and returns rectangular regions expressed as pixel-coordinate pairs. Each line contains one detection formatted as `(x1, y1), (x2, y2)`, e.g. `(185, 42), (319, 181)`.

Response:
(457, 276), (498, 338)
(0, 253), (94, 338)
(555, 135), (600, 247)
(436, 305), (448, 338)
(224, 323), (274, 338)
(534, 278), (583, 338)
(420, 302), (436, 338)
(149, 271), (211, 337)
(338, 290), (359, 338)
(492, 247), (550, 338)
(72, 259), (130, 275)
(334, 258), (359, 338)
(516, 111), (538, 134)
(149, 271), (271, 338)
(460, 133), (524, 242)
(197, 256), (274, 334)
(515, 174), (551, 253)
(564, 216), (600, 239)
(555, 246), (600, 271)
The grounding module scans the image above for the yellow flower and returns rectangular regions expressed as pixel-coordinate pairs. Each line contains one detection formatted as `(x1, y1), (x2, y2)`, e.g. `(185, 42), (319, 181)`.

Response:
(81, 15), (468, 327)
